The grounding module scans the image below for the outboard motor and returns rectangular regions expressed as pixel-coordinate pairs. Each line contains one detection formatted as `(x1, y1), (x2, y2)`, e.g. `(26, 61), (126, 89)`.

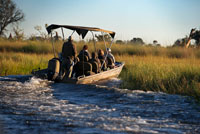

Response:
(47, 58), (60, 81)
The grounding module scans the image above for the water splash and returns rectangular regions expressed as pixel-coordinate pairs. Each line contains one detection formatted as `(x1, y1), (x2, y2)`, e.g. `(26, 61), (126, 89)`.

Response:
(0, 76), (200, 134)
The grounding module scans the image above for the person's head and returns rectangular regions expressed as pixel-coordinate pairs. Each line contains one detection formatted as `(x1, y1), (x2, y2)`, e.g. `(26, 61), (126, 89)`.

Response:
(68, 36), (73, 42)
(83, 45), (88, 50)
(106, 48), (111, 53)
(92, 52), (97, 59)
(98, 49), (104, 56)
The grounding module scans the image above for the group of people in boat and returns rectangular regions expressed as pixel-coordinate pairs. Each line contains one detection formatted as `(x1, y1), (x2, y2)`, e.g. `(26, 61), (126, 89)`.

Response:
(60, 36), (115, 79)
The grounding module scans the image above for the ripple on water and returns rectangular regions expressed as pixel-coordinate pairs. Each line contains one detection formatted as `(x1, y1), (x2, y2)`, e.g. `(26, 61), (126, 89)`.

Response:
(0, 76), (200, 134)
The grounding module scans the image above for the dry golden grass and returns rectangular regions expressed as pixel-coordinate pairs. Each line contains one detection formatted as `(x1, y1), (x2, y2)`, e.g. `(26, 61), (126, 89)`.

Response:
(116, 55), (200, 99)
(0, 40), (200, 99)
(0, 52), (53, 75)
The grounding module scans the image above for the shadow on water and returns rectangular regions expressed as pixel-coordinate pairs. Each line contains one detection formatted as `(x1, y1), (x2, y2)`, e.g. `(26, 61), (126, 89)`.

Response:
(0, 120), (5, 134)
(0, 75), (200, 134)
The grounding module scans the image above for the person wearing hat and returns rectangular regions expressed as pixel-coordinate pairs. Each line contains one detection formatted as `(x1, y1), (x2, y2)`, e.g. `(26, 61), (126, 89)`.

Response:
(106, 48), (115, 63)
(61, 36), (77, 78)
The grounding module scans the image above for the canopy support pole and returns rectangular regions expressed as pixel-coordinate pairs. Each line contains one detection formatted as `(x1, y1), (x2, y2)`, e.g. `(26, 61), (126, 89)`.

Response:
(61, 27), (65, 42)
(102, 32), (107, 49)
(71, 30), (75, 36)
(109, 37), (114, 49)
(100, 38), (114, 71)
(51, 32), (56, 58)
(100, 32), (110, 70)
(91, 31), (97, 52)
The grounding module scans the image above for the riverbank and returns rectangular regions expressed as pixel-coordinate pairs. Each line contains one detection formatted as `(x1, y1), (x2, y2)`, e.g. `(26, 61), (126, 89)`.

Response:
(1, 52), (200, 100)
(0, 40), (200, 100)
(117, 55), (200, 100)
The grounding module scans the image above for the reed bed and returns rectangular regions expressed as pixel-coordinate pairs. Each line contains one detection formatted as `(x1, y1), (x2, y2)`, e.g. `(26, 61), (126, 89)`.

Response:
(0, 52), (53, 76)
(116, 55), (200, 100)
(0, 40), (200, 99)
(1, 40), (200, 59)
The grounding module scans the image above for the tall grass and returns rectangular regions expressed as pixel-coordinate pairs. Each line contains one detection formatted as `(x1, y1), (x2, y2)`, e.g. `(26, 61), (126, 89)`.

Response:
(116, 55), (200, 100)
(0, 40), (200, 99)
(0, 40), (55, 53)
(0, 52), (53, 76)
(1, 40), (200, 59)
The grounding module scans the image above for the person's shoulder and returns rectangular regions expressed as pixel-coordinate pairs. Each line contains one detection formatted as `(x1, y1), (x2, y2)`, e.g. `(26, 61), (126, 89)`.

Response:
(63, 41), (68, 45)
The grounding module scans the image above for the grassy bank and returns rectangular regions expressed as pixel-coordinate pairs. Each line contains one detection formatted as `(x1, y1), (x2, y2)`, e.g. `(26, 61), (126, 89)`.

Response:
(0, 52), (200, 100)
(0, 52), (52, 76)
(0, 40), (200, 100)
(117, 55), (200, 100)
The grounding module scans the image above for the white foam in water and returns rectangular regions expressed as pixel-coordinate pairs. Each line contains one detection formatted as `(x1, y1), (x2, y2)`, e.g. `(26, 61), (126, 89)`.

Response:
(25, 77), (51, 87)
(94, 78), (122, 88)
(0, 75), (200, 134)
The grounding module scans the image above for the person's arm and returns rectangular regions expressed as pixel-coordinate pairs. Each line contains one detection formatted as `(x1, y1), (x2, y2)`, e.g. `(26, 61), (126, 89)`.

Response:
(72, 44), (77, 57)
(88, 52), (91, 59)
(61, 43), (65, 57)
(112, 54), (115, 63)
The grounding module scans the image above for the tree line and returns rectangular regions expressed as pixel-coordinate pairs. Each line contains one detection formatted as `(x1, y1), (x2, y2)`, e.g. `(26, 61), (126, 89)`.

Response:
(0, 0), (199, 48)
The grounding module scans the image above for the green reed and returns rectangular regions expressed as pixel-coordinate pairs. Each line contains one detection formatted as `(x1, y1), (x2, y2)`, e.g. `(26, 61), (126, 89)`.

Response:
(0, 40), (200, 100)
(116, 55), (200, 100)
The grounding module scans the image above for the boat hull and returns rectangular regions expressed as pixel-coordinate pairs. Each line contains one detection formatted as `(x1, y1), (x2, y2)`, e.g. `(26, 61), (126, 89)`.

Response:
(32, 62), (124, 84)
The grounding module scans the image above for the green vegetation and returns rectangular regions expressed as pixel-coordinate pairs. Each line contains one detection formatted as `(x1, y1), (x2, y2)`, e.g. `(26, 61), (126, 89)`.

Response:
(117, 55), (200, 100)
(1, 39), (200, 58)
(0, 40), (200, 100)
(0, 52), (51, 76)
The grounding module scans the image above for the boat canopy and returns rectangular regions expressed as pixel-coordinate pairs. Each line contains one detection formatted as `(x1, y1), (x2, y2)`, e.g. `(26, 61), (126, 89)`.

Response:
(46, 24), (116, 39)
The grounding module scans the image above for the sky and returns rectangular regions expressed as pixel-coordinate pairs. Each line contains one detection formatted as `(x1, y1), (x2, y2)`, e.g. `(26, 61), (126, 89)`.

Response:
(12, 0), (200, 45)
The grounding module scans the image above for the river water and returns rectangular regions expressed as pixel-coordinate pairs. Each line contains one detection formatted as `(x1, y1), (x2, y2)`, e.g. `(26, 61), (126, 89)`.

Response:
(0, 76), (200, 134)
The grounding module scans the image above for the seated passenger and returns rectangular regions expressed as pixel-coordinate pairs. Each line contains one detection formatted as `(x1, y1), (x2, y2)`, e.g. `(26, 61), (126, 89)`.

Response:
(98, 49), (105, 60)
(106, 48), (115, 69)
(98, 49), (107, 71)
(89, 52), (101, 73)
(106, 48), (115, 63)
(78, 45), (91, 61)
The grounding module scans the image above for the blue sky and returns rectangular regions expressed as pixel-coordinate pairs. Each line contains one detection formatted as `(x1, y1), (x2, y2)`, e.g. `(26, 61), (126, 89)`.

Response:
(12, 0), (200, 45)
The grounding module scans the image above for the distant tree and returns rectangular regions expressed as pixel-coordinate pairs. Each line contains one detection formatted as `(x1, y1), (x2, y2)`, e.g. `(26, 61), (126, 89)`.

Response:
(95, 34), (111, 42)
(156, 44), (161, 47)
(152, 40), (161, 47)
(34, 25), (42, 35)
(13, 25), (24, 40)
(130, 37), (144, 45)
(34, 25), (48, 40)
(147, 44), (153, 47)
(0, 0), (24, 36)
(173, 36), (188, 47)
(153, 40), (158, 45)
(173, 40), (181, 47)
(189, 29), (200, 47)
(173, 28), (200, 48)
(8, 33), (13, 40)
(116, 40), (123, 44)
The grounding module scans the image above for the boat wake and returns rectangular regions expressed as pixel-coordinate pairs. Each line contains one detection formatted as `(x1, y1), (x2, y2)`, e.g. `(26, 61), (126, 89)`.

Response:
(0, 75), (200, 134)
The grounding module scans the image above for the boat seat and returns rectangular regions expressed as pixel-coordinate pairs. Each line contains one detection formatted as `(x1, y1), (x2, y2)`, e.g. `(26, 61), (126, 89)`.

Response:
(78, 54), (89, 62)
(107, 57), (115, 69)
(89, 61), (99, 73)
(75, 61), (93, 76)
